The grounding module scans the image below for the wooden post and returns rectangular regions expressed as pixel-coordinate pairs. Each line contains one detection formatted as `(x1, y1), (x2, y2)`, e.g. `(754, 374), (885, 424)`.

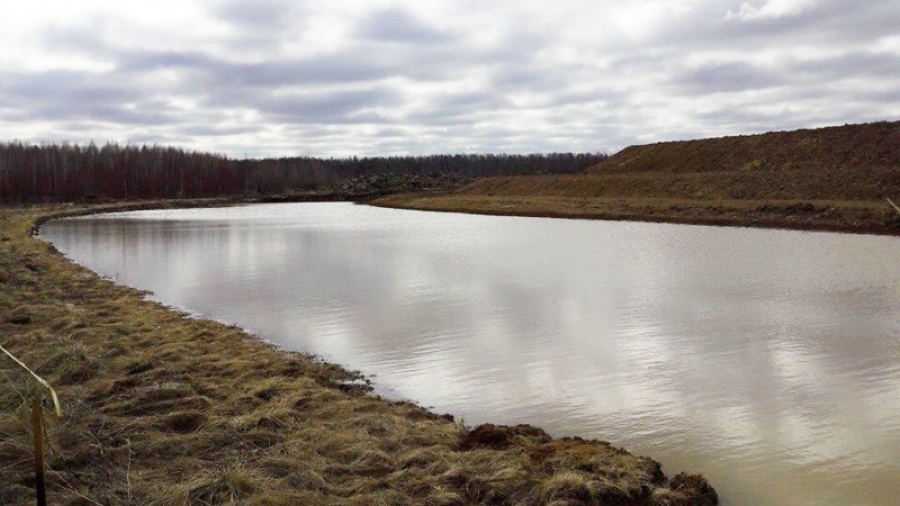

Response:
(0, 345), (60, 505)
(32, 398), (47, 506)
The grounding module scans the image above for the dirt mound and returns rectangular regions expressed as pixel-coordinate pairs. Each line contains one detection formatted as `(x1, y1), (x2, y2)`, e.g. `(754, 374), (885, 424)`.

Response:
(455, 121), (900, 204)
(378, 121), (900, 235)
(457, 426), (718, 506)
(592, 121), (899, 175)
(459, 423), (552, 450)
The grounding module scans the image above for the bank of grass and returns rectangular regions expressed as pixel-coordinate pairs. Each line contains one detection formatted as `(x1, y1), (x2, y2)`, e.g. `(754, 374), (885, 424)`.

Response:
(374, 121), (900, 235)
(372, 193), (900, 235)
(0, 201), (716, 505)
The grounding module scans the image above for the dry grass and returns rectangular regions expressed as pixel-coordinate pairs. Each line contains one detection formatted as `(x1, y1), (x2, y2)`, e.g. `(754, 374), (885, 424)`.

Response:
(375, 121), (900, 235)
(591, 121), (899, 181)
(0, 202), (716, 505)
(374, 194), (900, 235)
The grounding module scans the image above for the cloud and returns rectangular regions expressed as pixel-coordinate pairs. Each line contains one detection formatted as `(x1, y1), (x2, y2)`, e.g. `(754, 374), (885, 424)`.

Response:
(213, 0), (302, 31)
(670, 61), (784, 95)
(357, 7), (452, 45)
(0, 0), (896, 157)
(728, 0), (818, 21)
(256, 87), (402, 123)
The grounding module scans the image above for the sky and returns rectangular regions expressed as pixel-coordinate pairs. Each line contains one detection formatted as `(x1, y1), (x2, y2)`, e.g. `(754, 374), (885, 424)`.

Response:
(0, 0), (897, 158)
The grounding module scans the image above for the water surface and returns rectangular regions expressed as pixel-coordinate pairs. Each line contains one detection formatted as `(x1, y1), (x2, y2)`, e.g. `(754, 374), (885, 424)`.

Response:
(42, 203), (900, 506)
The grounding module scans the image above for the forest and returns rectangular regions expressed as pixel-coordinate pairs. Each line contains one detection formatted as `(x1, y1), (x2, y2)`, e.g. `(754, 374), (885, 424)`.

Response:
(0, 142), (606, 204)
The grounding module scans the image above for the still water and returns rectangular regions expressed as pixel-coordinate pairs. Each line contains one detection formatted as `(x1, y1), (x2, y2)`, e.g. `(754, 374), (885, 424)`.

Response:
(41, 203), (900, 506)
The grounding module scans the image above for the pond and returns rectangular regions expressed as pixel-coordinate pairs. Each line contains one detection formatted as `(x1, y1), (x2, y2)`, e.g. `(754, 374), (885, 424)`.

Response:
(41, 202), (900, 506)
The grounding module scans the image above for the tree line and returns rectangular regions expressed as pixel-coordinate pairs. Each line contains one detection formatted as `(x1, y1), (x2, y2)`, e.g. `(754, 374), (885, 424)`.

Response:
(0, 142), (606, 204)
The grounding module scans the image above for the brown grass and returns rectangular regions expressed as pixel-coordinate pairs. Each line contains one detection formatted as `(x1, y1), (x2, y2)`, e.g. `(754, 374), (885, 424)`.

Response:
(373, 194), (900, 235)
(592, 120), (899, 179)
(374, 121), (900, 235)
(0, 201), (716, 505)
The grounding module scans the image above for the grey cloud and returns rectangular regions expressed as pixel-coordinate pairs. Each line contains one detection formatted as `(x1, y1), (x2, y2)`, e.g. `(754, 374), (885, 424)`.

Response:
(671, 61), (784, 95)
(257, 88), (402, 123)
(124, 132), (184, 145)
(647, 0), (898, 52)
(1, 71), (135, 103)
(212, 0), (304, 31)
(547, 87), (630, 110)
(862, 88), (900, 104)
(791, 52), (900, 80)
(357, 8), (452, 45)
(403, 91), (514, 127)
(662, 49), (898, 101)
(205, 1), (313, 57)
(180, 125), (259, 137)
(119, 49), (391, 86)
(491, 61), (573, 95)
(118, 50), (215, 72)
(784, 0), (900, 40)
(0, 71), (142, 121)
(3, 1), (897, 157)
(228, 58), (394, 87)
(88, 106), (176, 126)
(435, 90), (513, 113)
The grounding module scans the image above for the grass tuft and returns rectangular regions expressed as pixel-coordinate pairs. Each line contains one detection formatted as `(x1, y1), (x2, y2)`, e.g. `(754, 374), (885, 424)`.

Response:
(178, 467), (261, 505)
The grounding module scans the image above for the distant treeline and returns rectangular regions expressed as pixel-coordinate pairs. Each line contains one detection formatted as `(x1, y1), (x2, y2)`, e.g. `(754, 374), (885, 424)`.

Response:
(0, 142), (606, 204)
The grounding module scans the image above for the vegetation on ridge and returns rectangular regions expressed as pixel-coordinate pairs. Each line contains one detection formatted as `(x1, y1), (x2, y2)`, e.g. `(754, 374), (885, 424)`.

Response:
(376, 121), (900, 234)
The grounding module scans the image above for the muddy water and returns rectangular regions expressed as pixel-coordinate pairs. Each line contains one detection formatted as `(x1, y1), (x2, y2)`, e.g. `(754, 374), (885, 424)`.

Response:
(42, 203), (900, 506)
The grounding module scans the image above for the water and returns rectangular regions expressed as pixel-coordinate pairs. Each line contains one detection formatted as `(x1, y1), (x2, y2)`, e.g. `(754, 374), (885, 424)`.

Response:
(41, 202), (900, 506)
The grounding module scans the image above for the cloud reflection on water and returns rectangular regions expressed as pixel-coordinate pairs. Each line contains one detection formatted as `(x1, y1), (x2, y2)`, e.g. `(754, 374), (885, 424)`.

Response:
(43, 203), (900, 506)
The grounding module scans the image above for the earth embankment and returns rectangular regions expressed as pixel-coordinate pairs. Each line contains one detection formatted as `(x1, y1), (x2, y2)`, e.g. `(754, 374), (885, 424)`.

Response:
(375, 121), (900, 234)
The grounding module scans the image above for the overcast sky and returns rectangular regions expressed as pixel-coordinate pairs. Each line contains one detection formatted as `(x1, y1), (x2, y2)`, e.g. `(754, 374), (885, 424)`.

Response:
(1, 0), (897, 158)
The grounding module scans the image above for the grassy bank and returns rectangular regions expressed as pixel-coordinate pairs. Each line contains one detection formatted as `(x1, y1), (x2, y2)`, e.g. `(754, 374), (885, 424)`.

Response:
(372, 193), (900, 235)
(0, 201), (716, 505)
(374, 122), (900, 235)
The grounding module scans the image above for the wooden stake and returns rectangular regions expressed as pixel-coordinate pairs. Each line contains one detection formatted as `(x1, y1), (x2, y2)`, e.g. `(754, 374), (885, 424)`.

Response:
(32, 398), (47, 506)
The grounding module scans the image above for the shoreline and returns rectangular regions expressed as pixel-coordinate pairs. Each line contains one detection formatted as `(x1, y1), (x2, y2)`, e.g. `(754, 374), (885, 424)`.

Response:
(1, 200), (717, 505)
(371, 194), (900, 237)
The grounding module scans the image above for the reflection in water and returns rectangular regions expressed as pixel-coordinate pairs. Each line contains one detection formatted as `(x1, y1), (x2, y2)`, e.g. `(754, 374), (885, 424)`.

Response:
(42, 203), (900, 506)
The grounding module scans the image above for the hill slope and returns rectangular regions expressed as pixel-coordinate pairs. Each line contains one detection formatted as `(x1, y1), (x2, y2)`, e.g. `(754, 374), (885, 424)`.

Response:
(594, 121), (899, 175)
(376, 121), (900, 234)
